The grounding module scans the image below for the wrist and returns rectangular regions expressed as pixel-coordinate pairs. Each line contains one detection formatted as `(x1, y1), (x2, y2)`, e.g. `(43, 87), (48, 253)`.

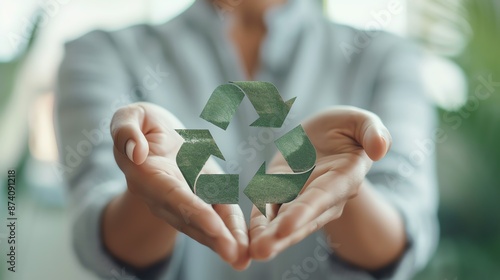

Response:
(103, 186), (177, 268)
(323, 180), (407, 270)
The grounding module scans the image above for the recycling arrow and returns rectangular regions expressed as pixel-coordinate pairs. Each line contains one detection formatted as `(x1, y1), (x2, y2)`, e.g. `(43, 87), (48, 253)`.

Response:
(244, 163), (315, 216)
(175, 81), (317, 211)
(175, 129), (238, 204)
(274, 125), (316, 173)
(243, 125), (316, 216)
(200, 81), (296, 130)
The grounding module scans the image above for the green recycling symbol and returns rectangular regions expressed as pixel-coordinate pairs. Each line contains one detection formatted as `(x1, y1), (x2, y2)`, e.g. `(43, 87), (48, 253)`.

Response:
(176, 81), (316, 217)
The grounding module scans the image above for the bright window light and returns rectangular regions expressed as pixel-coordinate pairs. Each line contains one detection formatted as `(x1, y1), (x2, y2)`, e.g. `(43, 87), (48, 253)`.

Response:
(325, 0), (408, 36)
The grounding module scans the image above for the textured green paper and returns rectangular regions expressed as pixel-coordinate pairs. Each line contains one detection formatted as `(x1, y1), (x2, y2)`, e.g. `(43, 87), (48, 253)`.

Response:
(175, 129), (239, 203)
(200, 81), (296, 130)
(196, 174), (239, 204)
(176, 81), (317, 211)
(199, 84), (245, 130)
(274, 125), (316, 173)
(175, 129), (224, 190)
(244, 163), (315, 216)
(244, 125), (316, 216)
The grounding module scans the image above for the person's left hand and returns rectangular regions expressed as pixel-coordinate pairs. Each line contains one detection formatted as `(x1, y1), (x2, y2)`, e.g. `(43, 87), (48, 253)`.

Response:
(248, 106), (392, 260)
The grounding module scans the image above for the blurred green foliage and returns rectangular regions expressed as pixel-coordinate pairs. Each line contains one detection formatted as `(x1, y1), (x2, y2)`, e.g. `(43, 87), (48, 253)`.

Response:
(416, 0), (500, 279)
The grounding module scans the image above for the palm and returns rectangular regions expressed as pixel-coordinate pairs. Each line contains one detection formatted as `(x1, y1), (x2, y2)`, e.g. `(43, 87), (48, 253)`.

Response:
(270, 128), (370, 185)
(135, 129), (186, 182)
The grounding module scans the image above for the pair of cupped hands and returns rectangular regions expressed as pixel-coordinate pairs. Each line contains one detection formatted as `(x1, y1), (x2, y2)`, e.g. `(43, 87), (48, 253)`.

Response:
(111, 102), (391, 270)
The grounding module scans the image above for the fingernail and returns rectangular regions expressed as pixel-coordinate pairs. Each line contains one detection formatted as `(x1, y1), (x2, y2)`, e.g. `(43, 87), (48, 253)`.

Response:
(125, 140), (136, 162)
(380, 132), (391, 152)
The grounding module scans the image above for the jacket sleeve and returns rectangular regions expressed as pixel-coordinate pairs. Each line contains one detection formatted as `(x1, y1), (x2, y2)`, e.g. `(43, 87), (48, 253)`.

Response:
(55, 30), (184, 280)
(365, 38), (440, 279)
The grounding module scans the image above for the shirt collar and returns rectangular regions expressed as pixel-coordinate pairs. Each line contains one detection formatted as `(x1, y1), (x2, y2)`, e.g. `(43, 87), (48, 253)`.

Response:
(184, 0), (323, 73)
(262, 0), (322, 73)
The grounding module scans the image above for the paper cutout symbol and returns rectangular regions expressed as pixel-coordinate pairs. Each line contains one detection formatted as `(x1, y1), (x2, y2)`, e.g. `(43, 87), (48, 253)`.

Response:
(176, 81), (316, 217)
(200, 81), (296, 129)
(175, 129), (239, 204)
(244, 125), (316, 216)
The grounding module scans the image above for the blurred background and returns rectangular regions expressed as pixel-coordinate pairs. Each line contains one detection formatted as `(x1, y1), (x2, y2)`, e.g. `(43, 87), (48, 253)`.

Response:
(0, 0), (499, 279)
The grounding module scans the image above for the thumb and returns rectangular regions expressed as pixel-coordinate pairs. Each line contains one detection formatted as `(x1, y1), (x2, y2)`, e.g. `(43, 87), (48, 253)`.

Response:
(358, 112), (392, 161)
(110, 104), (149, 165)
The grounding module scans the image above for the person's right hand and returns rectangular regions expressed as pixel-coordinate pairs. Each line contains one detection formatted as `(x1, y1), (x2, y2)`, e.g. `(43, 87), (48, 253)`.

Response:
(110, 102), (250, 270)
